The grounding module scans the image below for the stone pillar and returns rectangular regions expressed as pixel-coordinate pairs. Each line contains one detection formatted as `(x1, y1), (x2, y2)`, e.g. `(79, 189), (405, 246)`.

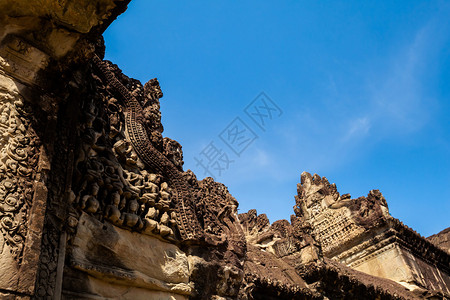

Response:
(0, 37), (51, 299)
(0, 1), (130, 298)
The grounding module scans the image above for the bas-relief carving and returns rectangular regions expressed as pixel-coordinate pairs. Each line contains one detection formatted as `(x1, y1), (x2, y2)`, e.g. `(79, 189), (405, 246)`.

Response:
(294, 172), (367, 255)
(71, 67), (179, 242)
(294, 171), (394, 255)
(310, 207), (364, 254)
(186, 176), (246, 298)
(90, 56), (203, 242)
(0, 1), (211, 298)
(0, 76), (37, 262)
(71, 57), (190, 242)
(0, 73), (40, 292)
(239, 210), (313, 261)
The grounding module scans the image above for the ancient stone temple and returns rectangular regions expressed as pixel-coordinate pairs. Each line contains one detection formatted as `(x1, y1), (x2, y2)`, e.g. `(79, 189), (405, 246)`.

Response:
(0, 1), (449, 299)
(293, 172), (450, 296)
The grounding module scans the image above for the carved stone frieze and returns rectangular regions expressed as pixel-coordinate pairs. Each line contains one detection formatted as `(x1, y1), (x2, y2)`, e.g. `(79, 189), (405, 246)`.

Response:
(88, 56), (202, 242)
(294, 171), (390, 255)
(181, 175), (245, 299)
(71, 73), (178, 241)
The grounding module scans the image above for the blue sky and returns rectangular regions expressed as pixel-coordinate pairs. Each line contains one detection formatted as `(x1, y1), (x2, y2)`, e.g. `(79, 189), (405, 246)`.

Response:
(104, 0), (450, 237)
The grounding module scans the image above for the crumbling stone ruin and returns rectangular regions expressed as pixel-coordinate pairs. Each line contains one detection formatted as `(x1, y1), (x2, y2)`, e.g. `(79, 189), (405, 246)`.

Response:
(0, 1), (448, 299)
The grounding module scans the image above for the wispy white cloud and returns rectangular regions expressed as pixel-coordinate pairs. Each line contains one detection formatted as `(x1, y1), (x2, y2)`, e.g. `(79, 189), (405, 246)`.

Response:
(369, 23), (433, 134)
(341, 117), (371, 143)
(339, 16), (448, 147)
(251, 148), (270, 167)
(285, 13), (450, 174)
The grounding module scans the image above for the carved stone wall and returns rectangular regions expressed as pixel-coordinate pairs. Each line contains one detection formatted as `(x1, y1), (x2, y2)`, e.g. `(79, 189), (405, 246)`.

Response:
(0, 0), (131, 298)
(344, 240), (450, 294)
(0, 72), (44, 297)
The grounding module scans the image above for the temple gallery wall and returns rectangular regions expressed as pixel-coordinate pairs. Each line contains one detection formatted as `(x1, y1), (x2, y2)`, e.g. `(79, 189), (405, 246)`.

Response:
(0, 1), (449, 299)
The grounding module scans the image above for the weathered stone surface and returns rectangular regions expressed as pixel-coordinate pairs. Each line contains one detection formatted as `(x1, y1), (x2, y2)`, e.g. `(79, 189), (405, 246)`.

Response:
(65, 212), (191, 298)
(301, 257), (422, 300)
(428, 227), (450, 254)
(0, 291), (30, 300)
(63, 281), (188, 300)
(0, 71), (46, 296)
(0, 0), (130, 53)
(0, 0), (123, 34)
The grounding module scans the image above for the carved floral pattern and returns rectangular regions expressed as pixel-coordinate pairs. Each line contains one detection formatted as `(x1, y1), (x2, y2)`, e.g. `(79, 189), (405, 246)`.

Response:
(0, 94), (37, 262)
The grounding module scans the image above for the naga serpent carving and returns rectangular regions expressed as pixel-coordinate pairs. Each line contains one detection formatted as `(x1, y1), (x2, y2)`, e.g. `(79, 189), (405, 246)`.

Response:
(92, 55), (201, 242)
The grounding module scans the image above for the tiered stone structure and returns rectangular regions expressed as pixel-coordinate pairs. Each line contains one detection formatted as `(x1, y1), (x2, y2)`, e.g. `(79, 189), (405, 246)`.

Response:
(294, 172), (450, 298)
(0, 1), (449, 299)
